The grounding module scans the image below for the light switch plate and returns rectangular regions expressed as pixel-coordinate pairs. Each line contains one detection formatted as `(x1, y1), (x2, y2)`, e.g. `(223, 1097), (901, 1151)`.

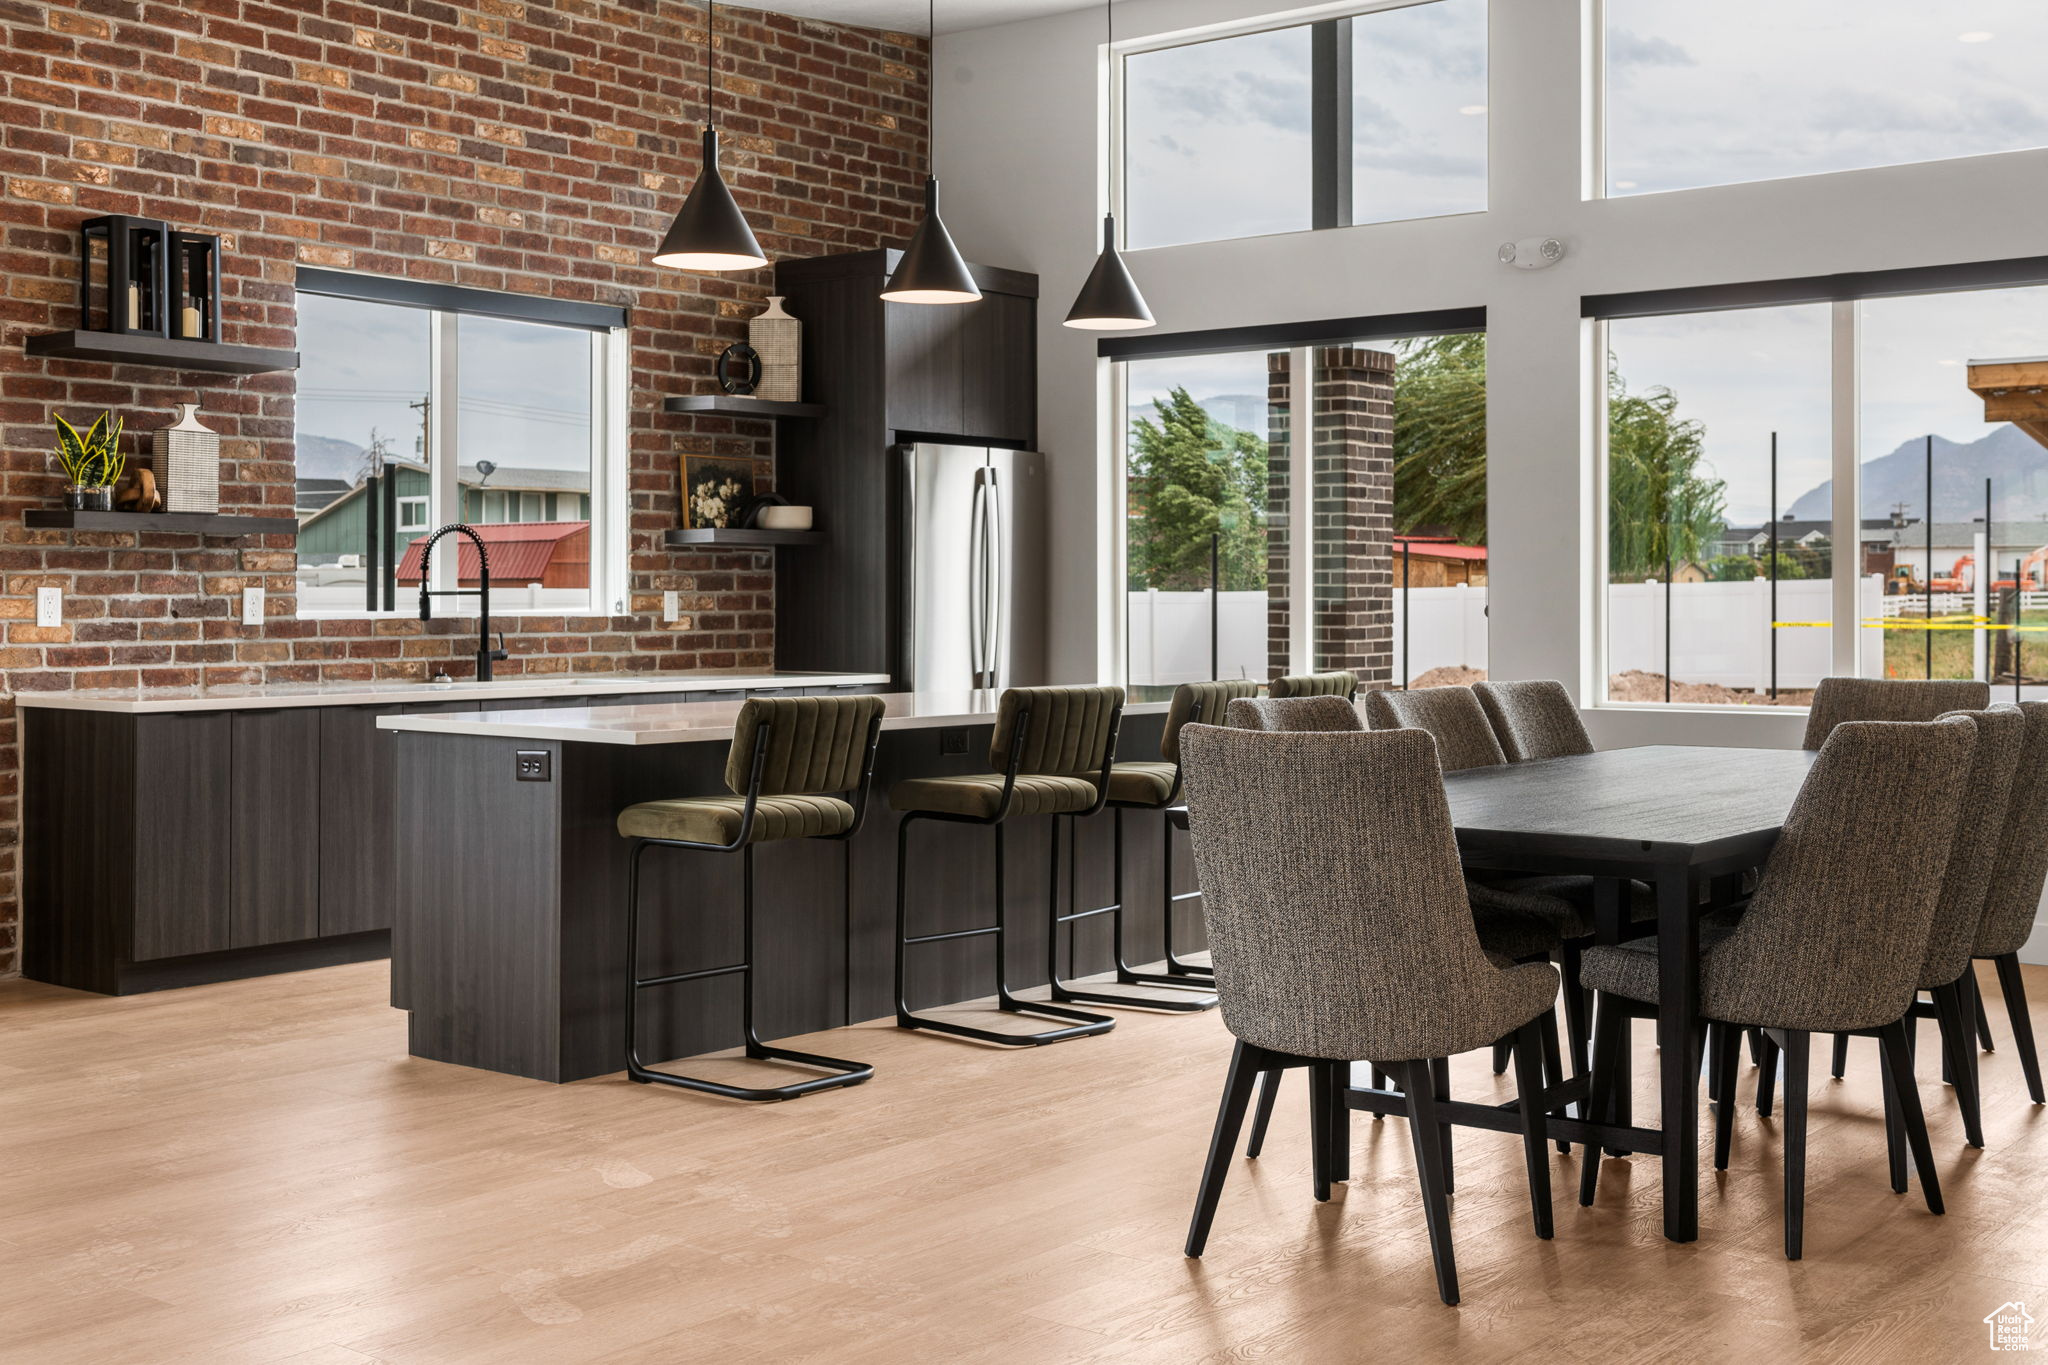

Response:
(241, 586), (265, 626)
(662, 590), (680, 623)
(35, 587), (60, 629)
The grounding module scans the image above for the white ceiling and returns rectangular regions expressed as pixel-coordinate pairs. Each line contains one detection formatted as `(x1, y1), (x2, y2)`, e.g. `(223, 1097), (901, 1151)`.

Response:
(742, 1), (1099, 36)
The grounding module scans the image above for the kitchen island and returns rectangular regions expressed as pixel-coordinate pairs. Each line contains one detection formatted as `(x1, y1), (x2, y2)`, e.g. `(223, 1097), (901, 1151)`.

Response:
(19, 670), (887, 997)
(379, 693), (1180, 1082)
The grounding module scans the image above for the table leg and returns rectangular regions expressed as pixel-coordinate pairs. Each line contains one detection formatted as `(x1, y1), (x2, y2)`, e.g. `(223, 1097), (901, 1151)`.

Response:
(1656, 865), (1701, 1243)
(1593, 878), (1631, 1139)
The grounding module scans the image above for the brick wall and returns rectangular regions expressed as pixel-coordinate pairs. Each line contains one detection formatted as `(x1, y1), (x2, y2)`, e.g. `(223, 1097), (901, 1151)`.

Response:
(0, 0), (931, 974)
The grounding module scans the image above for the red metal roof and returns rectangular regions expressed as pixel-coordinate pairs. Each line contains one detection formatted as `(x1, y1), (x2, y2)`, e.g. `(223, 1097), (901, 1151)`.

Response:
(1394, 537), (1488, 562)
(396, 522), (587, 584)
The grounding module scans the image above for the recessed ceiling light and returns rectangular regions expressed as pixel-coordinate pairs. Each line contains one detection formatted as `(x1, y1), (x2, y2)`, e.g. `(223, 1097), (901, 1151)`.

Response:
(1459, 104), (1487, 115)
(1959, 30), (1994, 41)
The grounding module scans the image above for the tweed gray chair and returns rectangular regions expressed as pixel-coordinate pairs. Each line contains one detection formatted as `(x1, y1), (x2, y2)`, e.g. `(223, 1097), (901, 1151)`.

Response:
(1800, 677), (1991, 749)
(1474, 680), (1595, 764)
(1177, 723), (1561, 1306)
(1578, 717), (1979, 1259)
(1798, 707), (2023, 1150)
(1268, 670), (1357, 700)
(1973, 699), (2048, 1105)
(1225, 694), (1362, 731)
(1362, 685), (1507, 772)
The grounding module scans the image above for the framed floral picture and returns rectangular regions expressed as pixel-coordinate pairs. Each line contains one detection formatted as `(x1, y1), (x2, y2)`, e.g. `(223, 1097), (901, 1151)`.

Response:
(681, 455), (755, 530)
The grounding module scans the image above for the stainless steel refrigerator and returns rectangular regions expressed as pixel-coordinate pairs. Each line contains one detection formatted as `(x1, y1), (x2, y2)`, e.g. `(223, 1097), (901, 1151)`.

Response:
(896, 443), (1047, 691)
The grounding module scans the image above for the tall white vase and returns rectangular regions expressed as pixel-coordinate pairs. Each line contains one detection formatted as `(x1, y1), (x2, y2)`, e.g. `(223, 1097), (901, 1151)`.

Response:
(750, 295), (802, 403)
(151, 402), (220, 513)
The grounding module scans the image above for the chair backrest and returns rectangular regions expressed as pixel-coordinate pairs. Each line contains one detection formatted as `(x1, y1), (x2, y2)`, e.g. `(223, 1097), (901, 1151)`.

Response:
(725, 694), (886, 797)
(1224, 695), (1363, 733)
(1161, 679), (1261, 762)
(989, 685), (1123, 775)
(1362, 686), (1506, 772)
(1704, 717), (1977, 1033)
(1978, 700), (2048, 958)
(1269, 671), (1356, 700)
(1474, 680), (1594, 763)
(1800, 677), (1992, 750)
(1917, 708), (2026, 988)
(1177, 724), (1520, 1062)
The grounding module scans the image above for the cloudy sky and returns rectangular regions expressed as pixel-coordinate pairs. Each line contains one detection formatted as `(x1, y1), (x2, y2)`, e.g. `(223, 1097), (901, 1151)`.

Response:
(1123, 0), (1486, 249)
(1606, 0), (2048, 194)
(296, 293), (594, 478)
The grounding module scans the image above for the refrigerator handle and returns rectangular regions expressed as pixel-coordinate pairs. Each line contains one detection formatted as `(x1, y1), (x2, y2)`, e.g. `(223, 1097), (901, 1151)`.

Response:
(968, 469), (989, 688)
(982, 466), (1003, 687)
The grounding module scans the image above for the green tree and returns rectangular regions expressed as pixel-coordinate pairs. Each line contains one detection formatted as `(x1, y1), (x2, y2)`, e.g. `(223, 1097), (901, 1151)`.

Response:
(1607, 365), (1727, 581)
(1126, 387), (1268, 591)
(1392, 334), (1488, 544)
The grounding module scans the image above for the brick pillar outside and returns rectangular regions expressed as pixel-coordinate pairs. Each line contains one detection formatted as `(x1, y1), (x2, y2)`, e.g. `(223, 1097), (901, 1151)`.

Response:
(1265, 348), (1396, 688)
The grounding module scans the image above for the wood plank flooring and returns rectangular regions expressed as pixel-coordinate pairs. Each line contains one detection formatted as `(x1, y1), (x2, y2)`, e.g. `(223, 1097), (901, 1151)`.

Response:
(0, 961), (2042, 1363)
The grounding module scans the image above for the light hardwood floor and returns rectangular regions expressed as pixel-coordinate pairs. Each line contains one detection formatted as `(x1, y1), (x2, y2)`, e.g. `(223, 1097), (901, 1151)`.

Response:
(0, 960), (2043, 1364)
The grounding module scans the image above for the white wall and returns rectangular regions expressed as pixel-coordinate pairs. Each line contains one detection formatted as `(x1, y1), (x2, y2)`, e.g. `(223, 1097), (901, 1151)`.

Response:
(934, 0), (2048, 951)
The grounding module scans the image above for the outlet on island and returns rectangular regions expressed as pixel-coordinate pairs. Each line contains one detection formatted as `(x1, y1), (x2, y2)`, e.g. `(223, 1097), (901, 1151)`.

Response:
(939, 728), (969, 756)
(514, 750), (552, 782)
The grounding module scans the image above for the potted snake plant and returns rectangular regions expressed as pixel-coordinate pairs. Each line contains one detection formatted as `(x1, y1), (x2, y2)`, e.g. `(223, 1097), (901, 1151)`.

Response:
(52, 412), (124, 511)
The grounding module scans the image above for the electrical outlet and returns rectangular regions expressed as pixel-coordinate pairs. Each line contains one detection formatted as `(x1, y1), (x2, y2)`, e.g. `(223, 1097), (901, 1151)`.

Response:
(939, 727), (969, 756)
(241, 586), (265, 626)
(35, 587), (60, 629)
(515, 750), (552, 782)
(662, 590), (680, 624)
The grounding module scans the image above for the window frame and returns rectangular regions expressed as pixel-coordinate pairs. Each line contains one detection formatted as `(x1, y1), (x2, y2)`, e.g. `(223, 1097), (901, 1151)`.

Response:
(292, 270), (631, 621)
(1113, 0), (1488, 253)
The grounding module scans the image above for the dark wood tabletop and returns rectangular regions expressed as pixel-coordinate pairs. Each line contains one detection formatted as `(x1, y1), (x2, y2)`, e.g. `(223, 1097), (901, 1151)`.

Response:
(1441, 744), (1819, 875)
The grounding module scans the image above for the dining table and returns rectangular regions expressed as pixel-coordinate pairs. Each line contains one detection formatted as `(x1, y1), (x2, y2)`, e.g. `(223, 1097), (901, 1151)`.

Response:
(1421, 743), (1822, 1241)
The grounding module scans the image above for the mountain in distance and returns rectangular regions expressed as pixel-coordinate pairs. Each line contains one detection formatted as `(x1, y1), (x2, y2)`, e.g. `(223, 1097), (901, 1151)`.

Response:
(1785, 423), (2048, 524)
(296, 433), (371, 484)
(1126, 392), (1270, 439)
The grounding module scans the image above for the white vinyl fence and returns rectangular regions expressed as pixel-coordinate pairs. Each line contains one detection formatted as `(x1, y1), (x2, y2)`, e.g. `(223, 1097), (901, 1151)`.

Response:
(1129, 577), (1890, 691)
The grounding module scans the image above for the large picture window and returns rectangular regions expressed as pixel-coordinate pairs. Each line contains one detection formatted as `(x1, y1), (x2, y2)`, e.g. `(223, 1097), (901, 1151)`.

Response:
(1604, 0), (2048, 197)
(1123, 0), (1486, 250)
(294, 281), (623, 617)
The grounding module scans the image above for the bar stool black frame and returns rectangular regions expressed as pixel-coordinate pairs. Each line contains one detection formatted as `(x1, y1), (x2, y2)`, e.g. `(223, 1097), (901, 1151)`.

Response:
(895, 699), (1121, 1046)
(623, 711), (885, 1101)
(1050, 696), (1220, 1013)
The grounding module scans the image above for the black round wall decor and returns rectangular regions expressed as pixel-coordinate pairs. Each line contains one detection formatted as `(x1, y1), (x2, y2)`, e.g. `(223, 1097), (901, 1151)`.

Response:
(716, 343), (762, 395)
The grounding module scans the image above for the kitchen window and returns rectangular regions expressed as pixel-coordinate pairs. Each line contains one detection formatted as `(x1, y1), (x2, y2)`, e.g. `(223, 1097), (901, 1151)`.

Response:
(1121, 0), (1487, 251)
(292, 273), (629, 617)
(1602, 0), (2048, 197)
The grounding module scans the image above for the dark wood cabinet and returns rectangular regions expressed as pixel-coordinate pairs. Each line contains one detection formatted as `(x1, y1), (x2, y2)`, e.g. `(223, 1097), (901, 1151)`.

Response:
(229, 709), (322, 949)
(132, 713), (233, 961)
(774, 250), (1038, 681)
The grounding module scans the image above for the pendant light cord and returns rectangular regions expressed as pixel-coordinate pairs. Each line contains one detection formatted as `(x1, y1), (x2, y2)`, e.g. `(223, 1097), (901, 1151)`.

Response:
(927, 0), (935, 176)
(706, 1), (716, 127)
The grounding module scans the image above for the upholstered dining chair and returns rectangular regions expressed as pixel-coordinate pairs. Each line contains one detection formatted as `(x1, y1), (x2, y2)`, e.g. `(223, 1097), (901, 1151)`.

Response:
(1268, 670), (1357, 700)
(1800, 677), (1991, 749)
(1973, 700), (2048, 1107)
(1474, 680), (1594, 763)
(1796, 707), (2022, 1150)
(1362, 686), (1507, 771)
(1177, 723), (1561, 1306)
(1225, 694), (1362, 732)
(1578, 716), (1979, 1260)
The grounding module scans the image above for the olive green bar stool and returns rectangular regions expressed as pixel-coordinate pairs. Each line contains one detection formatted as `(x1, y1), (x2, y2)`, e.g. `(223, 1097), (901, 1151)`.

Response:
(1068, 679), (1260, 1004)
(617, 694), (886, 1101)
(890, 685), (1124, 1046)
(1269, 670), (1357, 701)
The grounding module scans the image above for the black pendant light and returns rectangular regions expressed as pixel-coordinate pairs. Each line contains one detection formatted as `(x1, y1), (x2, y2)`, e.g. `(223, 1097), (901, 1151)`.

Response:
(1065, 0), (1153, 330)
(653, 1), (766, 271)
(881, 0), (981, 304)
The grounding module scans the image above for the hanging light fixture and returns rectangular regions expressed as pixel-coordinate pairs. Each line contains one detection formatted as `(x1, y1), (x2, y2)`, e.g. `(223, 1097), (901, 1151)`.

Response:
(1064, 0), (1152, 330)
(881, 0), (981, 304)
(653, 1), (766, 271)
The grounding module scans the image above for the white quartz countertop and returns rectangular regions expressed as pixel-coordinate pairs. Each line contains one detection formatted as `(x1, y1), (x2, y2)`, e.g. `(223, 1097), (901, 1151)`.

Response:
(14, 670), (889, 714)
(375, 691), (1169, 746)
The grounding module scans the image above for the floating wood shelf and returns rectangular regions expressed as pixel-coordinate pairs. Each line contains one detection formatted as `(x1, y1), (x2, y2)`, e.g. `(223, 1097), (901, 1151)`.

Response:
(24, 330), (300, 376)
(662, 395), (824, 419)
(23, 509), (299, 536)
(663, 527), (823, 548)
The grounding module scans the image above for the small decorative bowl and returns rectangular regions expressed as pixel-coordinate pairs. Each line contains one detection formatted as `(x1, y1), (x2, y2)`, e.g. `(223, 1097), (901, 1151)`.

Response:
(757, 504), (813, 531)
